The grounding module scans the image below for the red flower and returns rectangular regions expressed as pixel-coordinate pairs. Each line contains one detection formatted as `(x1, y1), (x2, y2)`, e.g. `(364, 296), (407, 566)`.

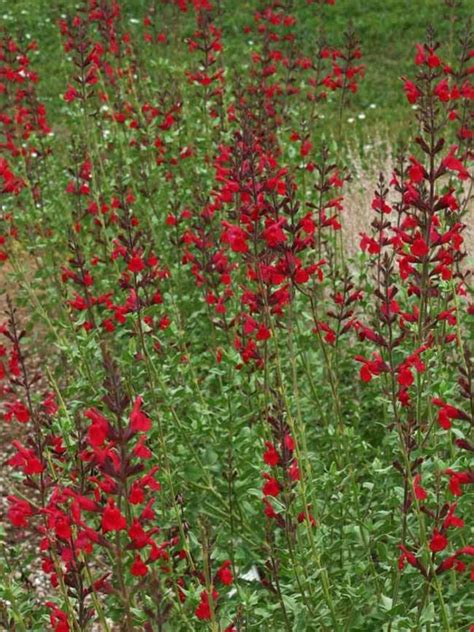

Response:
(288, 461), (300, 481)
(102, 500), (127, 533)
(47, 603), (70, 632)
(442, 148), (469, 180)
(427, 51), (440, 68)
(430, 530), (448, 553)
(42, 392), (58, 416)
(195, 589), (218, 620)
(297, 509), (316, 527)
(221, 222), (249, 253)
(128, 519), (149, 548)
(371, 197), (391, 214)
(159, 315), (171, 330)
(134, 436), (152, 459)
(263, 498), (278, 518)
(85, 408), (109, 447)
(262, 220), (287, 248)
(398, 545), (419, 570)
(64, 84), (79, 102)
(403, 79), (421, 104)
(4, 400), (30, 423)
(8, 441), (44, 475)
(69, 294), (88, 311)
(256, 323), (271, 341)
(284, 434), (295, 451)
(131, 554), (148, 577)
(408, 158), (425, 183)
(216, 560), (233, 585)
(432, 398), (466, 430)
(130, 396), (152, 432)
(443, 504), (464, 530)
(300, 139), (313, 157)
(7, 495), (33, 528)
(129, 482), (145, 505)
(262, 473), (280, 497)
(102, 318), (115, 333)
(398, 366), (414, 388)
(263, 442), (280, 466)
(360, 364), (372, 382)
(128, 255), (145, 273)
(446, 469), (473, 497)
(415, 44), (426, 65)
(410, 237), (429, 258)
(54, 515), (72, 540)
(355, 353), (386, 382)
(439, 546), (474, 574)
(413, 474), (427, 501)
(434, 78), (450, 102)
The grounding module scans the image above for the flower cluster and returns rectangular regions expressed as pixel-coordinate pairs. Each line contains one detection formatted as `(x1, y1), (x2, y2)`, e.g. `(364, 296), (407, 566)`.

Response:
(358, 35), (472, 598)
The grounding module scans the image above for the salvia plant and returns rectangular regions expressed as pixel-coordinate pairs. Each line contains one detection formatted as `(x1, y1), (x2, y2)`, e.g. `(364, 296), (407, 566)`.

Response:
(0, 0), (472, 630)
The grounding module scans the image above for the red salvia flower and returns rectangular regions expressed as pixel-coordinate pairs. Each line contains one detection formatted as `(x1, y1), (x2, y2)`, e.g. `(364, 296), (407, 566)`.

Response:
(262, 473), (281, 496)
(195, 589), (219, 620)
(263, 441), (280, 466)
(131, 553), (148, 577)
(101, 500), (127, 533)
(4, 400), (30, 423)
(398, 545), (422, 572)
(85, 408), (110, 447)
(216, 560), (233, 585)
(410, 237), (429, 258)
(413, 474), (427, 501)
(443, 504), (464, 530)
(128, 254), (145, 273)
(130, 396), (152, 432)
(430, 530), (448, 553)
(7, 495), (33, 528)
